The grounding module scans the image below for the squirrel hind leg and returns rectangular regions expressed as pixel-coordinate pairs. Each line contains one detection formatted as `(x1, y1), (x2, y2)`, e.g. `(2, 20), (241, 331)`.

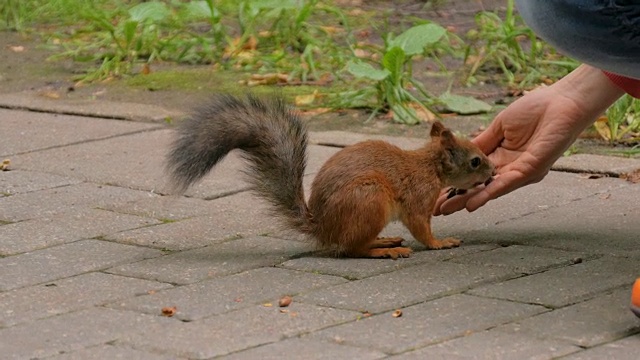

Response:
(341, 241), (413, 259)
(341, 237), (411, 259)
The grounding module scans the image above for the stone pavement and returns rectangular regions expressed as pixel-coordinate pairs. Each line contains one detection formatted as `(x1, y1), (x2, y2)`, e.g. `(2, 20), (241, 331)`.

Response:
(1, 97), (640, 360)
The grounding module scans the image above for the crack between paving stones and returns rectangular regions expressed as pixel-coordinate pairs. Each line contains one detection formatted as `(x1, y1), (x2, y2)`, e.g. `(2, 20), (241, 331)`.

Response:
(0, 103), (166, 122)
(3, 127), (166, 158)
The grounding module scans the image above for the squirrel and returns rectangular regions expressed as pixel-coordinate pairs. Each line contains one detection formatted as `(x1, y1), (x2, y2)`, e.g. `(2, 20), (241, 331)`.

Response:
(166, 94), (495, 259)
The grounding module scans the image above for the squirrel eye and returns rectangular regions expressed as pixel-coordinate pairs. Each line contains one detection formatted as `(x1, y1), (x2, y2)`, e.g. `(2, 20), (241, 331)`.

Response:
(470, 156), (481, 169)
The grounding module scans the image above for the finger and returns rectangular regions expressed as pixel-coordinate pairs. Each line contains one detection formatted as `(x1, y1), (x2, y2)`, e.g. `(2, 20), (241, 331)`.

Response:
(465, 171), (528, 212)
(437, 186), (485, 216)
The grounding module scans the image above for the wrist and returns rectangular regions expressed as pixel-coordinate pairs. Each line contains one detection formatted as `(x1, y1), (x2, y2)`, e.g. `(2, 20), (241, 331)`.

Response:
(553, 64), (625, 127)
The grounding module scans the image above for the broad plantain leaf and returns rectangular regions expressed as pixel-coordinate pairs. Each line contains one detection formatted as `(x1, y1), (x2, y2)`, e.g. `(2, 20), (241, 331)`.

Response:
(439, 92), (492, 115)
(346, 60), (390, 81)
(129, 2), (170, 22)
(389, 23), (447, 56)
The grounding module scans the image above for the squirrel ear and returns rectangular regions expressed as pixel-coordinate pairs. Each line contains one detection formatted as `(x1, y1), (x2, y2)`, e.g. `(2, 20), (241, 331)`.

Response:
(430, 121), (446, 138)
(430, 121), (454, 144)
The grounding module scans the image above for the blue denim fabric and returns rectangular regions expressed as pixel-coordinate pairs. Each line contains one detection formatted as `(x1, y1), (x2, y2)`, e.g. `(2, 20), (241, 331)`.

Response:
(516, 0), (640, 78)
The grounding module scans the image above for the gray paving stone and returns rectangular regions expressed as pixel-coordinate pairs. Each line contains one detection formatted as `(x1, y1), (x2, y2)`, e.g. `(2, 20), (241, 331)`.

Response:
(47, 344), (184, 360)
(279, 244), (497, 280)
(463, 184), (640, 257)
(448, 245), (589, 275)
(107, 267), (346, 321)
(11, 129), (192, 195)
(0, 272), (172, 327)
(0, 208), (160, 255)
(390, 329), (580, 360)
(0, 91), (184, 122)
(560, 335), (640, 360)
(0, 170), (81, 195)
(297, 261), (517, 313)
(0, 307), (176, 359)
(102, 194), (216, 221)
(105, 192), (285, 251)
(552, 153), (640, 176)
(107, 236), (313, 284)
(309, 130), (425, 150)
(496, 288), (640, 347)
(0, 182), (155, 222)
(0, 108), (160, 157)
(0, 239), (162, 291)
(218, 337), (387, 360)
(468, 256), (638, 308)
(310, 294), (547, 355)
(117, 303), (361, 359)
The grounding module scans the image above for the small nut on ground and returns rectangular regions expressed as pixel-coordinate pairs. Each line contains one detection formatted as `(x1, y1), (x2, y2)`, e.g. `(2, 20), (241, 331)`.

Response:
(392, 309), (403, 318)
(278, 295), (292, 307)
(161, 306), (177, 317)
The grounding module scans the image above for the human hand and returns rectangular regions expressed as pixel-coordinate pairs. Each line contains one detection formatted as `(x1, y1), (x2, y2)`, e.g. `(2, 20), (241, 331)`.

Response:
(434, 65), (624, 215)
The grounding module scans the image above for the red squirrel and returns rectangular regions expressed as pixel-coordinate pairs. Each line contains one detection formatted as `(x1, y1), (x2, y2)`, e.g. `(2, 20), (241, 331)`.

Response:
(167, 94), (494, 259)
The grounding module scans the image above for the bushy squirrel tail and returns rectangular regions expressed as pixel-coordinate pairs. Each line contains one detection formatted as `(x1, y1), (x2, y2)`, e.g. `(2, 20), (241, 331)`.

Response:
(166, 94), (312, 233)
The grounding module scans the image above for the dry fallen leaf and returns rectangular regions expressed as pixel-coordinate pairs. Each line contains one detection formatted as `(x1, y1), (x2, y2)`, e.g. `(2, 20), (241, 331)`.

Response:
(142, 63), (151, 75)
(278, 295), (292, 307)
(392, 309), (403, 318)
(1, 159), (10, 171)
(622, 169), (640, 184)
(295, 91), (318, 107)
(161, 306), (177, 317)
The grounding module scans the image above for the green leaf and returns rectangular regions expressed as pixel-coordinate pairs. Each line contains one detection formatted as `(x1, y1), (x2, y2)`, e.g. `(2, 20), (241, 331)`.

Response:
(186, 1), (213, 18)
(346, 60), (390, 81)
(129, 2), (170, 22)
(123, 20), (138, 46)
(382, 47), (405, 84)
(439, 92), (492, 115)
(389, 23), (447, 56)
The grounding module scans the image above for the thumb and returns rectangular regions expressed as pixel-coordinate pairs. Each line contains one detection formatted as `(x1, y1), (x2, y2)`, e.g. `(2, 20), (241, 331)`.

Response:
(472, 116), (504, 156)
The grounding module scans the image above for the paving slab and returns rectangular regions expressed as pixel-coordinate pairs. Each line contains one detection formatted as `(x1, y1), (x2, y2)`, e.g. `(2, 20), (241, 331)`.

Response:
(47, 344), (185, 360)
(107, 236), (314, 285)
(0, 91), (184, 122)
(309, 130), (425, 150)
(0, 169), (81, 195)
(0, 272), (172, 327)
(297, 261), (517, 313)
(0, 307), (176, 360)
(107, 267), (346, 321)
(560, 335), (640, 360)
(278, 244), (497, 280)
(310, 294), (547, 355)
(448, 245), (590, 275)
(102, 194), (217, 221)
(389, 328), (580, 360)
(0, 208), (160, 255)
(496, 288), (640, 348)
(0, 239), (162, 291)
(461, 184), (640, 256)
(0, 182), (156, 222)
(218, 337), (387, 360)
(117, 303), (361, 359)
(105, 192), (290, 251)
(468, 256), (638, 308)
(0, 108), (160, 157)
(552, 153), (640, 176)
